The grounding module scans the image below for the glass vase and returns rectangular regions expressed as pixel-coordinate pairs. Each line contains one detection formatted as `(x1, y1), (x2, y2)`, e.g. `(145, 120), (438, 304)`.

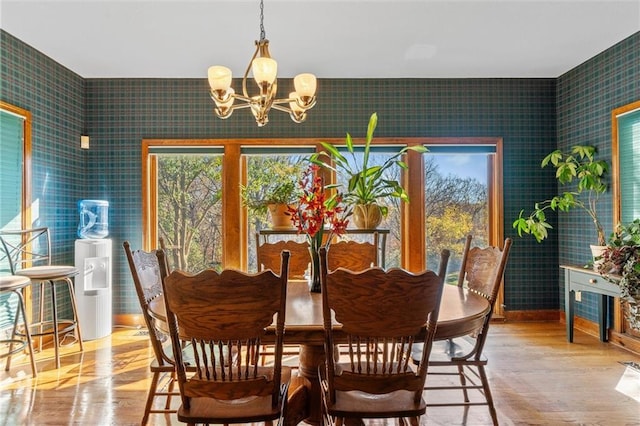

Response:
(308, 247), (322, 293)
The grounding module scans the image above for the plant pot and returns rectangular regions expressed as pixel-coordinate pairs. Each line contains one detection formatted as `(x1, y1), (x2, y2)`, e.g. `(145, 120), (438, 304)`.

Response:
(352, 203), (382, 229)
(590, 244), (607, 271)
(268, 204), (293, 229)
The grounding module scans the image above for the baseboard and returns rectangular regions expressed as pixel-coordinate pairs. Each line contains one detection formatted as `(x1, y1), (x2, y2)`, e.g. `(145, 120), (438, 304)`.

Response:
(504, 309), (559, 322)
(609, 331), (640, 355)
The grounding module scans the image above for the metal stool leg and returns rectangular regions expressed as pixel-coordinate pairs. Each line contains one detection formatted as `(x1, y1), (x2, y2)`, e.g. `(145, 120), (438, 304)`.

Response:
(38, 281), (45, 352)
(4, 295), (22, 372)
(2, 286), (37, 378)
(65, 278), (84, 351)
(16, 289), (38, 377)
(50, 281), (61, 369)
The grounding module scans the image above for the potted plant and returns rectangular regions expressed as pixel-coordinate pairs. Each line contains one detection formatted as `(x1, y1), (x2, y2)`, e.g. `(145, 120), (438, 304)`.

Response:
(241, 178), (298, 229)
(310, 112), (427, 229)
(597, 219), (640, 331)
(513, 145), (609, 262)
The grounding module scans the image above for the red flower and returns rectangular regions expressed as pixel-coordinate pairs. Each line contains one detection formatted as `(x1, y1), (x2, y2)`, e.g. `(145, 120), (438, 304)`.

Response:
(288, 165), (351, 251)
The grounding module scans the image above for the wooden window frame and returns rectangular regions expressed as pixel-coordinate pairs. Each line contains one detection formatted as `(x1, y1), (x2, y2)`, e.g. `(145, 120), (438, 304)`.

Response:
(142, 137), (503, 288)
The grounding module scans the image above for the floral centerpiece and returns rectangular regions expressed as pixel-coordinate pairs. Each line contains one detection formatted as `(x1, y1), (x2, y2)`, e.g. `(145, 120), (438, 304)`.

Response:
(597, 218), (640, 330)
(288, 164), (351, 292)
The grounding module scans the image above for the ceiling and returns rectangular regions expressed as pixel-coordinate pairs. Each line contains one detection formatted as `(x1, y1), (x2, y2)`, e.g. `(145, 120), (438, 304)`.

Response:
(1, 0), (639, 79)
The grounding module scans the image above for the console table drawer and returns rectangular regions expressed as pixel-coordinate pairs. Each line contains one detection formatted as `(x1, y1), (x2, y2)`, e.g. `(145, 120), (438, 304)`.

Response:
(567, 268), (621, 297)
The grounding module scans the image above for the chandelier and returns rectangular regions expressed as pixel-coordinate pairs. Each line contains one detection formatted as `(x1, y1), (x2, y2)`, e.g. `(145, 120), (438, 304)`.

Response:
(207, 0), (317, 127)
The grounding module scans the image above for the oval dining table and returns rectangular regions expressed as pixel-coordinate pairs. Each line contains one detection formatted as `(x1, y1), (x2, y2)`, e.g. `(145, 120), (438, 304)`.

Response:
(148, 279), (490, 426)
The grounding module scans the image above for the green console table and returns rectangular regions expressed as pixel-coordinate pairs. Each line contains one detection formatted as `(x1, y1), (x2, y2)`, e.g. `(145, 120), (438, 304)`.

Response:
(561, 264), (621, 342)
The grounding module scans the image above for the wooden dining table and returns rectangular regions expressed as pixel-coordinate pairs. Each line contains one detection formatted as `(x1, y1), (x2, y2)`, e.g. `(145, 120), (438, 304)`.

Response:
(148, 279), (490, 425)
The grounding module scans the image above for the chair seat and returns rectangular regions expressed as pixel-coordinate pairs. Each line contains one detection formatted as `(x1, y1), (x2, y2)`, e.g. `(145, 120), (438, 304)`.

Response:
(0, 275), (31, 291)
(177, 368), (291, 424)
(324, 388), (426, 418)
(16, 265), (78, 280)
(430, 338), (488, 364)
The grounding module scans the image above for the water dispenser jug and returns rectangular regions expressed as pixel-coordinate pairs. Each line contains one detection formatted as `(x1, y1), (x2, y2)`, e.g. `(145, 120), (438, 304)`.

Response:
(77, 199), (109, 239)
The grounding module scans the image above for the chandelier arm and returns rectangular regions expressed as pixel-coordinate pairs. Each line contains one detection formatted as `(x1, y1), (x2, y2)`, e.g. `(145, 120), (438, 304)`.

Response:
(227, 103), (253, 111)
(242, 43), (262, 99)
(230, 93), (254, 103)
(270, 104), (294, 114)
(272, 96), (296, 105)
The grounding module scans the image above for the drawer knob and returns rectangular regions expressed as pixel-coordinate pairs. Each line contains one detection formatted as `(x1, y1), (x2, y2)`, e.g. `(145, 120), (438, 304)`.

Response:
(589, 278), (597, 284)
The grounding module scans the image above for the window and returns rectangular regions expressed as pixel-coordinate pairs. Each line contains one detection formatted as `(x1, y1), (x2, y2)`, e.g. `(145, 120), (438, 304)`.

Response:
(242, 148), (311, 272)
(424, 147), (494, 281)
(147, 145), (223, 274)
(142, 137), (503, 291)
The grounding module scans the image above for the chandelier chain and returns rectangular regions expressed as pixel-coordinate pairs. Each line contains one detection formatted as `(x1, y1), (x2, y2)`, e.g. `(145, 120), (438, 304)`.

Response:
(259, 0), (266, 41)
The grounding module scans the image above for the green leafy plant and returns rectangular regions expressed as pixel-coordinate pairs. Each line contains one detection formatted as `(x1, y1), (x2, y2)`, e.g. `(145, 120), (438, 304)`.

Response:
(513, 145), (609, 245)
(241, 179), (297, 215)
(598, 219), (640, 299)
(309, 112), (427, 216)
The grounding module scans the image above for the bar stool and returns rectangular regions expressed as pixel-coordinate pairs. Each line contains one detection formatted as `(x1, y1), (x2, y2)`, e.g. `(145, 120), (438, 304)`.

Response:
(0, 275), (37, 377)
(0, 228), (83, 369)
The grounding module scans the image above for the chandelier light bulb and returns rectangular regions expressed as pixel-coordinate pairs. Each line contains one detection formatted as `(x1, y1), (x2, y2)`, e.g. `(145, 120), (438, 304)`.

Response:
(294, 73), (317, 98)
(208, 66), (232, 92)
(252, 57), (278, 85)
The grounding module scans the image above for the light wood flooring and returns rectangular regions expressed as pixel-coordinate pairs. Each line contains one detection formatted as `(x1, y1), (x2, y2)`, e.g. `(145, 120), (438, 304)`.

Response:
(1, 321), (639, 425)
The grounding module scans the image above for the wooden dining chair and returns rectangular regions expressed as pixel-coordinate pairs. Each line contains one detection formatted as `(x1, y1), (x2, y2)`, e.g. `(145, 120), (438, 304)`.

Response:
(318, 246), (450, 425)
(326, 239), (378, 272)
(256, 234), (309, 279)
(157, 249), (292, 425)
(414, 235), (512, 426)
(255, 235), (309, 366)
(123, 241), (182, 425)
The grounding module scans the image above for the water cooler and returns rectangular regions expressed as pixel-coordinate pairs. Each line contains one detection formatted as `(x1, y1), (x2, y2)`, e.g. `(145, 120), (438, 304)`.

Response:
(74, 238), (112, 340)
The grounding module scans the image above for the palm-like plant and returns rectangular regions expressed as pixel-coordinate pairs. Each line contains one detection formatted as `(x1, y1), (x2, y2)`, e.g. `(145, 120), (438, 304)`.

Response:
(310, 112), (427, 217)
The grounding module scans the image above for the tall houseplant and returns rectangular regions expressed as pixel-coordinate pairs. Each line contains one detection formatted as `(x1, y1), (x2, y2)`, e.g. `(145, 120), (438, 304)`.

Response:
(310, 112), (427, 228)
(513, 145), (609, 252)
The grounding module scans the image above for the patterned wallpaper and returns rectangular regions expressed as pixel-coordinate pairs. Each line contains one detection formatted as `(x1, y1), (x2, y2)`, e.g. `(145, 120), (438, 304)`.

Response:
(556, 32), (640, 320)
(2, 28), (639, 322)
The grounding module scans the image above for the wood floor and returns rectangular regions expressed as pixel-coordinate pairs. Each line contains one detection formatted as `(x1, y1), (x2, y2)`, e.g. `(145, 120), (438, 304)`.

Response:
(1, 321), (639, 425)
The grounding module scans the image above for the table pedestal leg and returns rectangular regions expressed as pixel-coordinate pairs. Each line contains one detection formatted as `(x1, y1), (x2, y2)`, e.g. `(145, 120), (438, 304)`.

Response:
(297, 344), (325, 425)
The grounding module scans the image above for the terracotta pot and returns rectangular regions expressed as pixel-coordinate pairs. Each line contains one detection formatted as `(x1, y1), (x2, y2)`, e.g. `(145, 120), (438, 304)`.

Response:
(352, 203), (382, 229)
(268, 204), (293, 229)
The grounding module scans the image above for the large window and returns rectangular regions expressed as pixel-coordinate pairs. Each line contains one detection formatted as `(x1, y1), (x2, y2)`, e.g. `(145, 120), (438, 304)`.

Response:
(424, 146), (494, 281)
(142, 137), (503, 286)
(333, 148), (405, 268)
(0, 102), (32, 329)
(147, 146), (223, 274)
(242, 149), (309, 272)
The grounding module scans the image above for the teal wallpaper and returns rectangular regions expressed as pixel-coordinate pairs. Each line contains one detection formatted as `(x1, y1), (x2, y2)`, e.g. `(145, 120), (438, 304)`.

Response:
(84, 77), (557, 315)
(557, 32), (640, 321)
(2, 28), (639, 323)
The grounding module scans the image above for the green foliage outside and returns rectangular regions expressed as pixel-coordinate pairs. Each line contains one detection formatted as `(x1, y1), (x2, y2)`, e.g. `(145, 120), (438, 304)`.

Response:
(157, 155), (223, 273)
(155, 152), (488, 276)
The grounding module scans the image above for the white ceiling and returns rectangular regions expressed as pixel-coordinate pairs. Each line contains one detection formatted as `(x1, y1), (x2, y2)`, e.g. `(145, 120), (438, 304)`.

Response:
(1, 0), (639, 79)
